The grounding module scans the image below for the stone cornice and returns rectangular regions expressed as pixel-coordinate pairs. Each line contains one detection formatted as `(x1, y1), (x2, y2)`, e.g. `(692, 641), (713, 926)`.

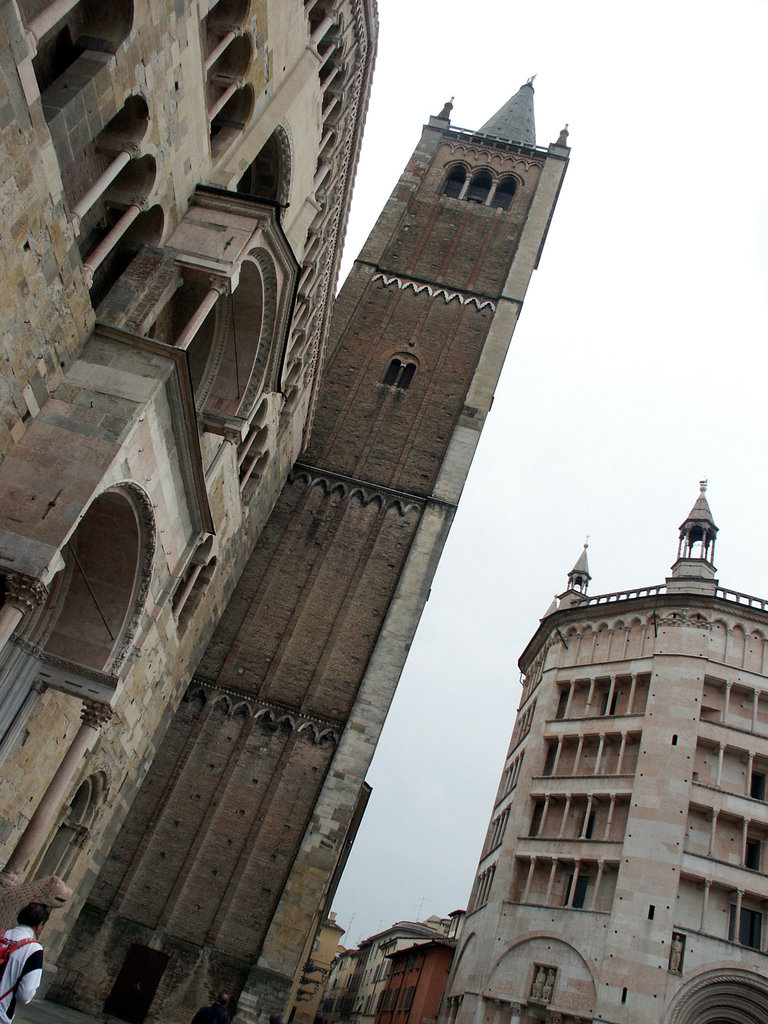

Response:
(372, 272), (497, 312)
(521, 588), (768, 672)
(291, 463), (444, 516)
(189, 677), (340, 744)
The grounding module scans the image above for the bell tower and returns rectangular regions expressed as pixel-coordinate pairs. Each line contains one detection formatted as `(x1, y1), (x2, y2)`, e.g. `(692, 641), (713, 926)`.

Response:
(58, 86), (570, 1024)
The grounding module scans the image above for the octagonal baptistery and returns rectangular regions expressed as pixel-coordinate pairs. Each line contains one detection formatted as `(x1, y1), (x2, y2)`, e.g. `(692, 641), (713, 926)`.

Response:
(444, 485), (768, 1024)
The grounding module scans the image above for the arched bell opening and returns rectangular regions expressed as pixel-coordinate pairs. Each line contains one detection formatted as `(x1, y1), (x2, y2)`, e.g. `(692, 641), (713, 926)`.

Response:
(441, 165), (466, 199)
(87, 203), (164, 309)
(35, 770), (108, 880)
(237, 127), (290, 202)
(206, 260), (266, 417)
(31, 0), (133, 96)
(210, 84), (254, 161)
(99, 94), (150, 150)
(466, 169), (493, 204)
(31, 487), (152, 673)
(208, 32), (252, 81)
(203, 0), (250, 49)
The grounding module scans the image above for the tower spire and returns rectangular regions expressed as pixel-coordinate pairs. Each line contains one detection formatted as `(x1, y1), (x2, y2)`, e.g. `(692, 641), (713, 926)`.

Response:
(478, 81), (536, 146)
(557, 541), (591, 609)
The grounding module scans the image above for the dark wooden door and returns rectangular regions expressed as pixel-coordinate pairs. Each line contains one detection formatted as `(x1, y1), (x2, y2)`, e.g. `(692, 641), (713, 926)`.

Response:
(104, 943), (169, 1023)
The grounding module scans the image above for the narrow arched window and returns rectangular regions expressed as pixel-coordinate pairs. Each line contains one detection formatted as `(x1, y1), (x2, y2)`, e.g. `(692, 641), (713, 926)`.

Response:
(382, 359), (416, 390)
(441, 166), (466, 199)
(491, 175), (517, 210)
(466, 170), (492, 204)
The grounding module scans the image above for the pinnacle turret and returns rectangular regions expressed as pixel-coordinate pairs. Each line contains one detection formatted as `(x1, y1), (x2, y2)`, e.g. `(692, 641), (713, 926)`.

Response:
(478, 80), (536, 146)
(668, 481), (719, 592)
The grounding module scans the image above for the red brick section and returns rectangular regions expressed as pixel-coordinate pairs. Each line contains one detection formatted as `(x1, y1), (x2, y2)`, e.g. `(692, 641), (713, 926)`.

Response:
(376, 941), (456, 1024)
(57, 126), (549, 1024)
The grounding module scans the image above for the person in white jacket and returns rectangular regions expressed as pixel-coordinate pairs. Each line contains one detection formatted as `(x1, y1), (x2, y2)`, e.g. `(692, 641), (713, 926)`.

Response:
(0, 903), (49, 1023)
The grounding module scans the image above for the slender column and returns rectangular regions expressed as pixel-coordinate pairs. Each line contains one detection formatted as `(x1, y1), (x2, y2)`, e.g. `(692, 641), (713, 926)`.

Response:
(716, 743), (725, 787)
(616, 731), (628, 775)
(742, 817), (750, 863)
(558, 795), (572, 837)
(310, 13), (337, 46)
(544, 859), (558, 904)
(550, 737), (563, 776)
(747, 751), (755, 796)
(175, 280), (228, 351)
(83, 204), (142, 285)
(485, 182), (498, 207)
(585, 678), (596, 713)
(603, 794), (616, 840)
(700, 877), (711, 931)
(579, 795), (594, 839)
(594, 735), (606, 775)
(567, 861), (581, 908)
(563, 682), (574, 719)
(26, 0), (80, 55)
(605, 676), (616, 715)
(591, 860), (605, 910)
(627, 673), (638, 714)
(734, 889), (743, 943)
(3, 700), (112, 877)
(522, 857), (536, 903)
(723, 682), (732, 725)
(708, 809), (719, 857)
(173, 562), (204, 619)
(752, 692), (759, 731)
(204, 29), (238, 72)
(313, 161), (332, 193)
(71, 150), (132, 233)
(573, 736), (584, 774)
(208, 79), (243, 122)
(538, 795), (552, 837)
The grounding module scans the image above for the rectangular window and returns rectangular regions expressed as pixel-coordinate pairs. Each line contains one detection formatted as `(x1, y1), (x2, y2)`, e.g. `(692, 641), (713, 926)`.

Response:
(555, 689), (569, 720)
(730, 905), (763, 949)
(584, 810), (596, 839)
(529, 801), (544, 837)
(746, 838), (761, 870)
(565, 873), (590, 909)
(543, 743), (557, 776)
(751, 771), (766, 800)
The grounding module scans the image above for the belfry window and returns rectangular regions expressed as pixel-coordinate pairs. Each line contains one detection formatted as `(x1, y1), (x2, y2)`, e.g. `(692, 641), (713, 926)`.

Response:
(441, 166), (466, 199)
(383, 359), (416, 390)
(491, 175), (517, 209)
(466, 170), (492, 204)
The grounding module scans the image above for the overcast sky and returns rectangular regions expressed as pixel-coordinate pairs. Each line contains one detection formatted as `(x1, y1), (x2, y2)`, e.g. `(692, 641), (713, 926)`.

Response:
(329, 0), (768, 946)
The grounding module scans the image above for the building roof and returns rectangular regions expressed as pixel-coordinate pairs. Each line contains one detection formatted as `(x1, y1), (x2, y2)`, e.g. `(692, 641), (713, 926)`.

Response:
(478, 81), (536, 146)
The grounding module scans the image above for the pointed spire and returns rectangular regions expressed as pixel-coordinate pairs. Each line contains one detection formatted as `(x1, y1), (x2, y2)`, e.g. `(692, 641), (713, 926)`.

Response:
(478, 81), (536, 146)
(567, 541), (591, 594)
(541, 595), (559, 620)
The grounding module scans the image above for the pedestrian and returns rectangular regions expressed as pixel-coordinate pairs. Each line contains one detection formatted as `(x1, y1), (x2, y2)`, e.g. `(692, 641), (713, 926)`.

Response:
(0, 902), (50, 1023)
(191, 991), (230, 1024)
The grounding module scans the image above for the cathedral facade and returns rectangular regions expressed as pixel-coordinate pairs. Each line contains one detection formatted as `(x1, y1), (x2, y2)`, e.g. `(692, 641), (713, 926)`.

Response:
(0, 3), (571, 1023)
(445, 487), (768, 1024)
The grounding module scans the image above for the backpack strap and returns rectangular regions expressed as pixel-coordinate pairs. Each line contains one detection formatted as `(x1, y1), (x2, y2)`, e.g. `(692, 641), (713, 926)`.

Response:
(0, 938), (36, 1002)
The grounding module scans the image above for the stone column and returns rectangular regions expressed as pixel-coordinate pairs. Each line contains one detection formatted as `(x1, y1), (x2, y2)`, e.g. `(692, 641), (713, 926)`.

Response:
(3, 699), (112, 878)
(708, 809), (719, 857)
(700, 877), (711, 931)
(627, 673), (637, 713)
(0, 574), (48, 651)
(508, 1003), (523, 1024)
(716, 744), (725, 787)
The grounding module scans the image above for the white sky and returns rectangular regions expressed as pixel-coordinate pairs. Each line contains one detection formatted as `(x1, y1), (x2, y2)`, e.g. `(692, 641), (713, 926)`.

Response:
(330, 0), (768, 947)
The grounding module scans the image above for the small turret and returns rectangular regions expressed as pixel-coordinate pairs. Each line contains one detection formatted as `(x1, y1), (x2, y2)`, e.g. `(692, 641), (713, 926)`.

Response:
(667, 481), (719, 594)
(558, 542), (591, 609)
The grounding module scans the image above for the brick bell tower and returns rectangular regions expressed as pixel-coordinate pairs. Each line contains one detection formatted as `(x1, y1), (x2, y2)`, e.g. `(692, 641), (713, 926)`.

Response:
(56, 85), (570, 1024)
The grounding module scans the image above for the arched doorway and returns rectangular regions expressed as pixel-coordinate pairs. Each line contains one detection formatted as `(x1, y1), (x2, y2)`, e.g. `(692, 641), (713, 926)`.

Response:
(664, 969), (768, 1024)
